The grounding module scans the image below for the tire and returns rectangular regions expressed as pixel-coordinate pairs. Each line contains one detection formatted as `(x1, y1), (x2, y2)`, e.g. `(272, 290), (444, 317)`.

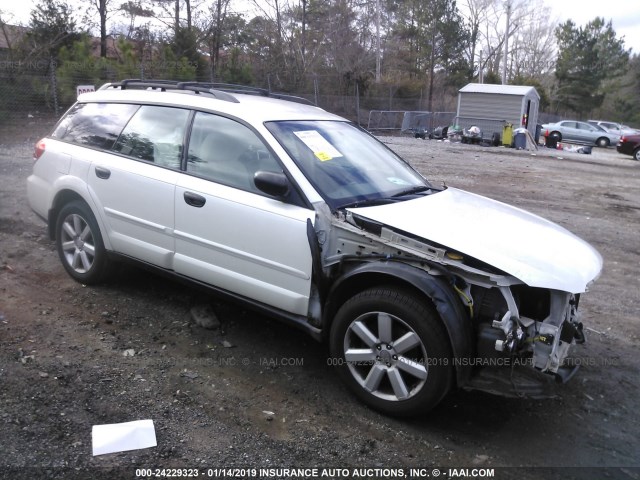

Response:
(550, 131), (562, 142)
(329, 287), (453, 416)
(596, 137), (610, 148)
(633, 148), (640, 161)
(55, 200), (110, 284)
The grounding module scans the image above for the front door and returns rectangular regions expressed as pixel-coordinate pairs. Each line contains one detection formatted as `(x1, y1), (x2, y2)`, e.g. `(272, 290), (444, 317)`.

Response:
(173, 112), (314, 315)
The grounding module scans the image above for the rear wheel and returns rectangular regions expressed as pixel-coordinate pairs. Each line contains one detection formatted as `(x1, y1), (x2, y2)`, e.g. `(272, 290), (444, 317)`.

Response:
(329, 287), (453, 416)
(596, 137), (610, 148)
(634, 148), (640, 161)
(55, 200), (110, 284)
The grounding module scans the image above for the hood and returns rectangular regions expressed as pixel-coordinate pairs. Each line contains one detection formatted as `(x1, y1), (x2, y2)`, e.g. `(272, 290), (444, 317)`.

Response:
(348, 187), (602, 293)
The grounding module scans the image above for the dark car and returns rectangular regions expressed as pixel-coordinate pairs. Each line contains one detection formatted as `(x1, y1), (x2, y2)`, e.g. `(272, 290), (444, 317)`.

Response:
(616, 133), (640, 161)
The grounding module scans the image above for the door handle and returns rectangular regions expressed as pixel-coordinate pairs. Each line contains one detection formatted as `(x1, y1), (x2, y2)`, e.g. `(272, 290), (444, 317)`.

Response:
(183, 191), (206, 208)
(95, 166), (111, 179)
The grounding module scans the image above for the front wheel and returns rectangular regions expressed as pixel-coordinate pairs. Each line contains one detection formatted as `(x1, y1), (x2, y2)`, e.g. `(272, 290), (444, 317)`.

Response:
(596, 137), (610, 148)
(633, 148), (640, 161)
(329, 287), (453, 416)
(55, 200), (110, 284)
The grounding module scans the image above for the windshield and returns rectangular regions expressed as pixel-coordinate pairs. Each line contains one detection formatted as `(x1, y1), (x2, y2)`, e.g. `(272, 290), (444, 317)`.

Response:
(266, 120), (430, 209)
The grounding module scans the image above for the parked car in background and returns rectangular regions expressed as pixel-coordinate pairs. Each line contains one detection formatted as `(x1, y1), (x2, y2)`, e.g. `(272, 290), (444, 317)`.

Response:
(616, 133), (640, 160)
(541, 120), (620, 147)
(588, 120), (639, 137)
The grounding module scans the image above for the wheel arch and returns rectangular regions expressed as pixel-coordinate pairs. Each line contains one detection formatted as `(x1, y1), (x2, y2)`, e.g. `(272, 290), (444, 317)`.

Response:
(323, 261), (474, 387)
(47, 189), (87, 240)
(47, 189), (110, 250)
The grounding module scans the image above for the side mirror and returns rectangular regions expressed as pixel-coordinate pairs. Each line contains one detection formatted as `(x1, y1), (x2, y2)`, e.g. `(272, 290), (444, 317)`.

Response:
(254, 171), (290, 197)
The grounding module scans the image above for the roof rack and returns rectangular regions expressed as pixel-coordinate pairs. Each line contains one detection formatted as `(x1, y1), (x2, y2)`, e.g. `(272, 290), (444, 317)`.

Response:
(100, 79), (239, 103)
(186, 82), (314, 105)
(99, 79), (314, 106)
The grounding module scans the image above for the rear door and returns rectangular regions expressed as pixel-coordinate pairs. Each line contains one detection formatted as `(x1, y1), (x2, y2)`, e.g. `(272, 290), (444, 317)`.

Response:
(88, 105), (190, 268)
(575, 122), (597, 143)
(173, 112), (314, 315)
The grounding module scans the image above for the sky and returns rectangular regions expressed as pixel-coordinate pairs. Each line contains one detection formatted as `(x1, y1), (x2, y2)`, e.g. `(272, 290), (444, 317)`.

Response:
(2, 0), (640, 54)
(545, 0), (640, 54)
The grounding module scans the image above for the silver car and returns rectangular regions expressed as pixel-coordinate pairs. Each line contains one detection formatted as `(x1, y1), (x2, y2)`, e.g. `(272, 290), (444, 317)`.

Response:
(588, 120), (639, 137)
(541, 120), (620, 147)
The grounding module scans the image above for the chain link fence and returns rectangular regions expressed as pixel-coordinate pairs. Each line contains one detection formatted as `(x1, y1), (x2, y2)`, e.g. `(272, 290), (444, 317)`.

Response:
(1, 58), (463, 131)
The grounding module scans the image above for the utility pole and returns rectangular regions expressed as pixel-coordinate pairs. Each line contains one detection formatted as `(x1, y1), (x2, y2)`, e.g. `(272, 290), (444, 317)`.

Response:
(375, 0), (381, 83)
(502, 0), (511, 85)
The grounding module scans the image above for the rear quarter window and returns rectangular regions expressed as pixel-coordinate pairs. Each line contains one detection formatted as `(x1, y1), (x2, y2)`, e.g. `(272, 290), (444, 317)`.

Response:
(52, 103), (139, 150)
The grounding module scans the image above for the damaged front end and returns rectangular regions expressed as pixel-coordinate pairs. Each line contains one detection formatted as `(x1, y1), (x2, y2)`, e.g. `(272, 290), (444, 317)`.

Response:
(313, 199), (600, 399)
(466, 284), (586, 397)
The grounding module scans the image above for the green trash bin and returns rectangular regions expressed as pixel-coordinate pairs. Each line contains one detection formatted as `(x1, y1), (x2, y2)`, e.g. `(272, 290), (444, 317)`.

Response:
(502, 123), (513, 147)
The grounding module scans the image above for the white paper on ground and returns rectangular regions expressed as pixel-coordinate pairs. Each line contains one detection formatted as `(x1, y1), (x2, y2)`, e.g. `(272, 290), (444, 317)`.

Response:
(92, 419), (157, 456)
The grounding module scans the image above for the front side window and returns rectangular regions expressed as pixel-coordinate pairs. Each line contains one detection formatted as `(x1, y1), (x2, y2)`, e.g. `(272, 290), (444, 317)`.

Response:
(52, 102), (139, 150)
(266, 120), (429, 209)
(186, 112), (281, 192)
(113, 105), (189, 169)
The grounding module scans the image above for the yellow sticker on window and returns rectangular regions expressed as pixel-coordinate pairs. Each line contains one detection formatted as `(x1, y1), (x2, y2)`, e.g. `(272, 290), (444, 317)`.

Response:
(315, 151), (332, 161)
(294, 130), (343, 161)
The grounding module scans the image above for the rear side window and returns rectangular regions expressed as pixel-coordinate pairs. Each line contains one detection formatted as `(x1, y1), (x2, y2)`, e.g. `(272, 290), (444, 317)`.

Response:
(52, 103), (138, 150)
(113, 105), (190, 169)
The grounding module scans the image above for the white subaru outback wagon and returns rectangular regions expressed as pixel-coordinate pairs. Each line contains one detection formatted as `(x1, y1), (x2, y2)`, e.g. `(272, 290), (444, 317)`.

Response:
(27, 80), (602, 416)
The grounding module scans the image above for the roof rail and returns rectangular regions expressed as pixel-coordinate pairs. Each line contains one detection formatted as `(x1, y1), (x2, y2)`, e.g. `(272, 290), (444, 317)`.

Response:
(176, 82), (314, 105)
(100, 79), (239, 103)
(99, 79), (314, 106)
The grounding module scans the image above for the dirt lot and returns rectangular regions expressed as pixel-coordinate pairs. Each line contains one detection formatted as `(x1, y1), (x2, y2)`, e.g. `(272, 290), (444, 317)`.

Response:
(1, 122), (639, 480)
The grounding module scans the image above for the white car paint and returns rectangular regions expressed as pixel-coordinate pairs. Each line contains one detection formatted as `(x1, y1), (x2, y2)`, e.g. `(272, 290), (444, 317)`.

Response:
(349, 187), (602, 293)
(173, 174), (315, 316)
(88, 150), (178, 269)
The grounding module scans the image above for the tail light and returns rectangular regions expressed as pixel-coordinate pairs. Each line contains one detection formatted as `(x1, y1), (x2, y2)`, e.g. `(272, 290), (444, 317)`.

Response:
(34, 139), (46, 160)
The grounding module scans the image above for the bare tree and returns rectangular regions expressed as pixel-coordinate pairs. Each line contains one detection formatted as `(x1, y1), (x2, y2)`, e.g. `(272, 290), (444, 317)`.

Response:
(86, 0), (116, 57)
(508, 0), (556, 79)
(460, 0), (493, 78)
(119, 1), (155, 39)
(204, 0), (231, 80)
(467, 0), (556, 84)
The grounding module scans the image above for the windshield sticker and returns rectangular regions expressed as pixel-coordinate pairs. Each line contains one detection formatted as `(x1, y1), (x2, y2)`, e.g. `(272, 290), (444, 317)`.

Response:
(294, 130), (343, 161)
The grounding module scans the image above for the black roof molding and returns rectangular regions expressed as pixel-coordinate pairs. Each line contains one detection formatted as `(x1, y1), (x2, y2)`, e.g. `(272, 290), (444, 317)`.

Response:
(99, 79), (314, 106)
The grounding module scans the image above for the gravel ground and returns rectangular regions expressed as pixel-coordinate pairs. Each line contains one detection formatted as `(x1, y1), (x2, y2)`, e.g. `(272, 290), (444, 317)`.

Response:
(1, 125), (639, 480)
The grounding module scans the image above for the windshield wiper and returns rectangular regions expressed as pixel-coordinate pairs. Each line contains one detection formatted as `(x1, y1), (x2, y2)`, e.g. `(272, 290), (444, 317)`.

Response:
(390, 185), (432, 197)
(338, 186), (435, 210)
(338, 197), (398, 209)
